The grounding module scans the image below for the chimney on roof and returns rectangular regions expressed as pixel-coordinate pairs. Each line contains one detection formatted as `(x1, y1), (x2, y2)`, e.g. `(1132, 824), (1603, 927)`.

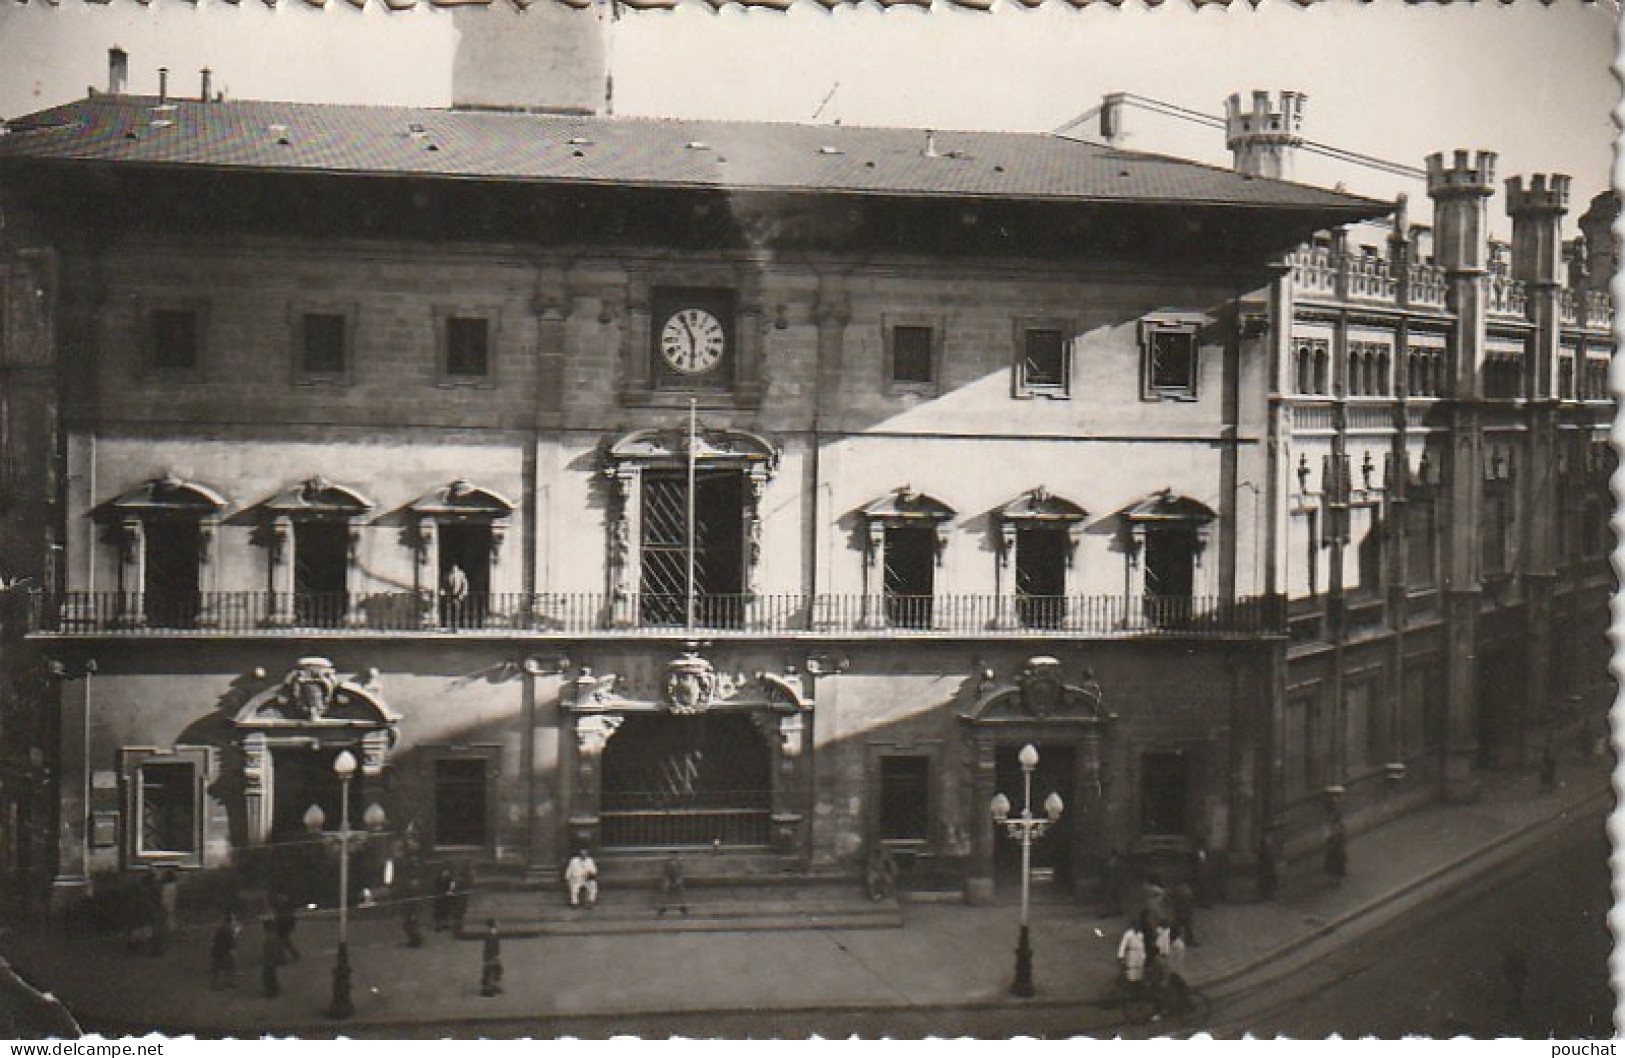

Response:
(158, 67), (169, 105)
(200, 68), (212, 103)
(108, 47), (128, 96)
(1099, 91), (1126, 147)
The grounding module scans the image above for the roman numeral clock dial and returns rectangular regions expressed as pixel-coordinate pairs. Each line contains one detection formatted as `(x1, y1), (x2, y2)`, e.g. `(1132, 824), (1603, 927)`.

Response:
(659, 307), (727, 376)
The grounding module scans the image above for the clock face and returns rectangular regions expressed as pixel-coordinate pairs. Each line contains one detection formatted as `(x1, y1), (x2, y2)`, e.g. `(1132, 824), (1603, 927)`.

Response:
(659, 308), (727, 375)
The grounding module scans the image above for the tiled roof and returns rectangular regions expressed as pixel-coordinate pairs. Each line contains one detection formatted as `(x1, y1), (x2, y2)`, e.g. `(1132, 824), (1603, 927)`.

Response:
(0, 95), (1388, 215)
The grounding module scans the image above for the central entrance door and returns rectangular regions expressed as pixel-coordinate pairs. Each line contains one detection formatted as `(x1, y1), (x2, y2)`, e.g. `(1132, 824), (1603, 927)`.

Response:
(993, 744), (1075, 887)
(600, 713), (771, 848)
(639, 470), (745, 628)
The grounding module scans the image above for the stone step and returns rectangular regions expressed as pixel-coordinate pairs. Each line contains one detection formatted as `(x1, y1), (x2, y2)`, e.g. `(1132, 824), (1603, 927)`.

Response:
(458, 883), (903, 937)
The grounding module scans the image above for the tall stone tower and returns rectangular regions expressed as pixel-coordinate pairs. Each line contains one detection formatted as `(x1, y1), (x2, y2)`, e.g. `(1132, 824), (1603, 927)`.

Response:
(451, 4), (611, 115)
(1506, 171), (1570, 768)
(1224, 90), (1307, 181)
(1427, 148), (1496, 801)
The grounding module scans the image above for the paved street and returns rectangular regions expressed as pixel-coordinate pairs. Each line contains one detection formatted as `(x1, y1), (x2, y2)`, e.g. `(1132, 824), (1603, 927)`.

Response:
(1209, 804), (1614, 1039)
(0, 745), (1613, 1039)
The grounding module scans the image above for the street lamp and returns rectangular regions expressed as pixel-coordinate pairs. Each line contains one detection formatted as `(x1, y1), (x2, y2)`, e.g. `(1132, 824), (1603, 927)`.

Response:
(303, 749), (385, 1020)
(990, 742), (1064, 998)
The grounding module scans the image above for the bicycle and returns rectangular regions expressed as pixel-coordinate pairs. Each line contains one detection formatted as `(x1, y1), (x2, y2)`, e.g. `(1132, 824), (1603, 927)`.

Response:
(1099, 972), (1156, 1026)
(1151, 975), (1214, 1030)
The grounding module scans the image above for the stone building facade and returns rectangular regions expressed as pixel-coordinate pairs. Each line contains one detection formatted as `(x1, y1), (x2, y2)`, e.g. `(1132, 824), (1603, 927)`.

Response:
(0, 79), (1610, 912)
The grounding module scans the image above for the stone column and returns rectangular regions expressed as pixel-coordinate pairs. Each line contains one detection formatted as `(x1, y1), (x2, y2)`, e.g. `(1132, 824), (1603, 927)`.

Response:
(417, 516), (439, 628)
(117, 516), (145, 627)
(268, 515), (295, 625)
(964, 734), (998, 905)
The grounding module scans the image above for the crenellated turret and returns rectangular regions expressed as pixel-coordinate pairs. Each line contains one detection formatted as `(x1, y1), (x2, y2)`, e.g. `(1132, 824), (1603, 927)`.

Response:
(1225, 90), (1307, 181)
(1427, 150), (1497, 275)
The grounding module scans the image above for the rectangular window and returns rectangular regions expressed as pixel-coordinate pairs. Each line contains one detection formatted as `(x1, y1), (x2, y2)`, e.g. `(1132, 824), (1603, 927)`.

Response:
(1142, 325), (1199, 400)
(138, 760), (198, 854)
(300, 312), (348, 378)
(889, 325), (936, 388)
(433, 757), (490, 849)
(150, 309), (199, 372)
(1019, 327), (1069, 393)
(878, 755), (930, 841)
(445, 316), (490, 379)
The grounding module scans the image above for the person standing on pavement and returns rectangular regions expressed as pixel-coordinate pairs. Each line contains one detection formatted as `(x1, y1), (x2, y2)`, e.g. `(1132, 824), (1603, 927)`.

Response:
(479, 919), (504, 997)
(1539, 741), (1559, 793)
(1116, 918), (1148, 996)
(1324, 818), (1347, 887)
(1170, 877), (1199, 946)
(453, 863), (474, 932)
(258, 917), (288, 998)
(658, 852), (689, 915)
(158, 869), (180, 946)
(1257, 841), (1280, 901)
(209, 909), (240, 990)
(272, 892), (300, 962)
(432, 867), (455, 931)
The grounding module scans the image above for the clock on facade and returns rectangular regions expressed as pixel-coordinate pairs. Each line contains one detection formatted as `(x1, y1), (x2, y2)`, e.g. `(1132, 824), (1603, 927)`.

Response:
(659, 307), (728, 375)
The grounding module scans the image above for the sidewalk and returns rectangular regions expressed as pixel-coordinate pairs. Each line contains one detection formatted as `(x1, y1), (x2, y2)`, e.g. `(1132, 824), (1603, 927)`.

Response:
(0, 749), (1611, 1038)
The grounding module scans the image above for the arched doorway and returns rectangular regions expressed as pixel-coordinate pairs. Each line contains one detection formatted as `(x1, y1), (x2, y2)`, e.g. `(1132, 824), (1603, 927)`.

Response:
(600, 713), (773, 848)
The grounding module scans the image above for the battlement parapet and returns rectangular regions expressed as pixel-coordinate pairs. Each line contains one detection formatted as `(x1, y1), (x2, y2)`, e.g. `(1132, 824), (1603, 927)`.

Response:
(1225, 89), (1307, 149)
(1505, 173), (1572, 216)
(1426, 149), (1498, 196)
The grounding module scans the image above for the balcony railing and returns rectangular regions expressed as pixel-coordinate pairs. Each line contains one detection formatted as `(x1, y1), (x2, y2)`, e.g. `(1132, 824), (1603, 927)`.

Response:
(28, 590), (1287, 638)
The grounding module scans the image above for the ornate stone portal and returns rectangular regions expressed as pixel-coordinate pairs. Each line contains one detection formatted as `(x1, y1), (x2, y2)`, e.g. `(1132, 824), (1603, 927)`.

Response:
(959, 656), (1114, 905)
(561, 647), (811, 857)
(232, 658), (400, 846)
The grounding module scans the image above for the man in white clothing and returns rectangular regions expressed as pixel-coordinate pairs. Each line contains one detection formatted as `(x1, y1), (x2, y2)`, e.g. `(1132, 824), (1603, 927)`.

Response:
(565, 849), (598, 909)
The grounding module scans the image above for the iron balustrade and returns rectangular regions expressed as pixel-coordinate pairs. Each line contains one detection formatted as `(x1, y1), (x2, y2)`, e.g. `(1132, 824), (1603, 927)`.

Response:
(598, 786), (774, 850)
(29, 590), (1286, 637)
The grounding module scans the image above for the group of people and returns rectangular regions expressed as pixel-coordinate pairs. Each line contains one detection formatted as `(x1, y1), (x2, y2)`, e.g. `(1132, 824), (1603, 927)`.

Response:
(1116, 877), (1198, 1020)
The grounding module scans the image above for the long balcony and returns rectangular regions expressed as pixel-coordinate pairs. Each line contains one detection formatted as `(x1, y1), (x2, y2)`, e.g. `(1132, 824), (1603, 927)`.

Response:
(27, 591), (1286, 639)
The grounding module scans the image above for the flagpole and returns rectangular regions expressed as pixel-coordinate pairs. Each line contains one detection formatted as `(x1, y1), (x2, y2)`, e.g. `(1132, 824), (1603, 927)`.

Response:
(686, 397), (697, 632)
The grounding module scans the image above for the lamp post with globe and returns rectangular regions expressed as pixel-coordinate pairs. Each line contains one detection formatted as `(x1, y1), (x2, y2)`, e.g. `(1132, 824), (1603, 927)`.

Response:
(990, 742), (1064, 998)
(303, 749), (386, 1020)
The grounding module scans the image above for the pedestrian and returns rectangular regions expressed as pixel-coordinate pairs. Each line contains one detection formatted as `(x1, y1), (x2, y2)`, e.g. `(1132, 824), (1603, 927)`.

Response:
(258, 917), (287, 998)
(1191, 845), (1215, 908)
(565, 848), (598, 910)
(432, 867), (455, 931)
(864, 844), (897, 902)
(1256, 842), (1279, 901)
(658, 851), (689, 915)
(1155, 924), (1190, 1020)
(1141, 874), (1169, 926)
(1101, 848), (1124, 916)
(129, 873), (161, 956)
(479, 919), (504, 997)
(272, 892), (300, 962)
(158, 869), (180, 942)
(453, 863), (474, 931)
(209, 909), (240, 990)
(1324, 819), (1347, 887)
(443, 563), (469, 628)
(1116, 918), (1147, 997)
(1539, 742), (1559, 793)
(401, 880), (425, 948)
(1170, 877), (1199, 946)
